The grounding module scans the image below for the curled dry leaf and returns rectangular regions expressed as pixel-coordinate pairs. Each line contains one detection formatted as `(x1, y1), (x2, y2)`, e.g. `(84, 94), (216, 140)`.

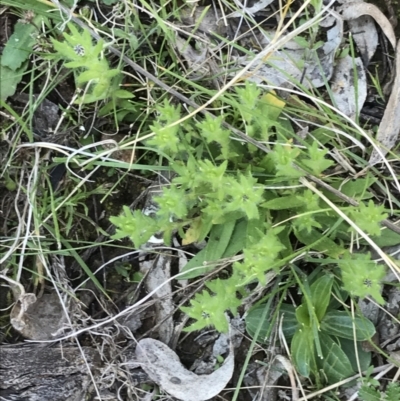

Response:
(338, 1), (396, 49)
(140, 254), (174, 344)
(136, 338), (234, 401)
(10, 292), (69, 340)
(369, 41), (400, 165)
(330, 55), (367, 120)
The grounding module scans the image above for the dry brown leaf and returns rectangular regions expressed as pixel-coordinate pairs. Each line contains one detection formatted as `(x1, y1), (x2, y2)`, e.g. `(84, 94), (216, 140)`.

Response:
(339, 2), (396, 49)
(330, 55), (367, 120)
(347, 15), (378, 65)
(228, 0), (275, 18)
(10, 292), (69, 340)
(369, 40), (400, 165)
(140, 255), (174, 344)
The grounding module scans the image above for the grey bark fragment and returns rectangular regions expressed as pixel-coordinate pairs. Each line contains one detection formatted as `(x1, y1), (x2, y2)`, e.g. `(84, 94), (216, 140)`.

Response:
(0, 345), (100, 401)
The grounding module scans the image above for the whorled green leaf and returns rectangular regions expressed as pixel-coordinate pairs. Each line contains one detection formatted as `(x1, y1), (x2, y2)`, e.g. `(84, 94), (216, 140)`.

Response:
(291, 327), (313, 377)
(358, 385), (381, 401)
(320, 310), (375, 341)
(318, 333), (355, 383)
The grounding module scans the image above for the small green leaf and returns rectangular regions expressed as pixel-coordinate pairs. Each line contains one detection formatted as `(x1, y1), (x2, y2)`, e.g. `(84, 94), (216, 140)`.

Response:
(358, 385), (381, 401)
(291, 327), (313, 377)
(110, 206), (158, 248)
(320, 310), (375, 341)
(318, 333), (355, 383)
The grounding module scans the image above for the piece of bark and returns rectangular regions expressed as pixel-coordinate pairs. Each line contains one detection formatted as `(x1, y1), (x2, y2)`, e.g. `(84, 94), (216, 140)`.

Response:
(0, 344), (101, 401)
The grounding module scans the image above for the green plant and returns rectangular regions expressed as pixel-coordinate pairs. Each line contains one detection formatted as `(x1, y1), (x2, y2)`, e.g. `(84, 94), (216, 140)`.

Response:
(50, 23), (133, 104)
(359, 371), (400, 401)
(246, 272), (376, 384)
(109, 81), (390, 338)
(0, 13), (43, 100)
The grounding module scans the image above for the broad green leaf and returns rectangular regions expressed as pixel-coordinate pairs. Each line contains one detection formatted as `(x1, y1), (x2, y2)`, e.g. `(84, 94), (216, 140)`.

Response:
(279, 303), (299, 340)
(262, 195), (305, 210)
(320, 310), (375, 341)
(368, 229), (400, 247)
(1, 20), (39, 70)
(338, 337), (371, 372)
(245, 218), (263, 247)
(295, 228), (344, 258)
(179, 220), (237, 279)
(0, 61), (26, 101)
(324, 176), (376, 202)
(318, 333), (355, 383)
(291, 327), (313, 377)
(295, 304), (310, 326)
(310, 275), (334, 321)
(222, 219), (248, 257)
(292, 268), (323, 357)
(245, 302), (272, 343)
(246, 303), (298, 342)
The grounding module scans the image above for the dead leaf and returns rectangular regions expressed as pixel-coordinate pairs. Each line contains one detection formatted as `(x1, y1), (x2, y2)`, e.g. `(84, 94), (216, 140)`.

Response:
(140, 255), (174, 344)
(339, 2), (396, 49)
(389, 351), (400, 364)
(179, 6), (226, 37)
(227, 0), (275, 18)
(136, 338), (234, 401)
(330, 55), (367, 120)
(347, 15), (378, 65)
(10, 292), (69, 340)
(369, 40), (400, 165)
(182, 217), (204, 245)
(240, 16), (343, 89)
